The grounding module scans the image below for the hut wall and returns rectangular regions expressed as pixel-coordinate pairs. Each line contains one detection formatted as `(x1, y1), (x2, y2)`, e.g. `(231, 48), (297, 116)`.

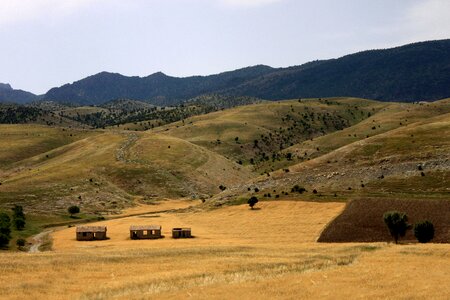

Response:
(172, 228), (191, 238)
(77, 232), (94, 241)
(130, 229), (162, 239)
(94, 232), (107, 240)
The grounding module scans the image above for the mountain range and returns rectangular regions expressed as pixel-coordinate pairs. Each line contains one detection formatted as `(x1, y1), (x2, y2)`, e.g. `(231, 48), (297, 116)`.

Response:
(1, 39), (450, 105)
(0, 83), (39, 104)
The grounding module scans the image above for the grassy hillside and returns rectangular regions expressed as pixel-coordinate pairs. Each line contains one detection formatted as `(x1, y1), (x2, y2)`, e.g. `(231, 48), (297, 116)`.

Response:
(214, 99), (450, 203)
(1, 97), (450, 220)
(0, 125), (98, 168)
(159, 98), (384, 173)
(0, 104), (82, 127)
(0, 128), (251, 216)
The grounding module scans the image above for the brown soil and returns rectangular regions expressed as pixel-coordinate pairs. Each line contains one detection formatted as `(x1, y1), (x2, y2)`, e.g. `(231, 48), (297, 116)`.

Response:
(318, 198), (450, 243)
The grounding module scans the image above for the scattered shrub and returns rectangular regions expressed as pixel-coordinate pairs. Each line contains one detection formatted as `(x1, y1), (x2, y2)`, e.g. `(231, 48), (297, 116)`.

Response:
(16, 238), (26, 249)
(414, 220), (434, 243)
(291, 185), (306, 194)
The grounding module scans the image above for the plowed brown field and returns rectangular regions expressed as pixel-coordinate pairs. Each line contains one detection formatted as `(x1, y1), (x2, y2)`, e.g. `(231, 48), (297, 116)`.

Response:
(318, 198), (450, 243)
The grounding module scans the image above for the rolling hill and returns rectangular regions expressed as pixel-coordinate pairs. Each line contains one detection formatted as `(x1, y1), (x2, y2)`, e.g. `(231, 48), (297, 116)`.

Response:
(213, 98), (450, 205)
(1, 97), (450, 220)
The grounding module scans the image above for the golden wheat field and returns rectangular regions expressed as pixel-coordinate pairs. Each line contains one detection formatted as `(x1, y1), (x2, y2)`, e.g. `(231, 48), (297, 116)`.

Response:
(0, 200), (449, 299)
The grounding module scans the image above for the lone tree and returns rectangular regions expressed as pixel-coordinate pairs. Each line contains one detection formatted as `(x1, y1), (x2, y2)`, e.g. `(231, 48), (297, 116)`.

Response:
(12, 205), (26, 230)
(248, 196), (258, 209)
(16, 238), (26, 249)
(0, 212), (11, 248)
(414, 220), (435, 243)
(68, 205), (80, 217)
(383, 211), (411, 244)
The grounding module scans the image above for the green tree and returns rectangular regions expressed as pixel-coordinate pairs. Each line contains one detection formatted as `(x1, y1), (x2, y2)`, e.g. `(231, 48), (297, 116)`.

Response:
(12, 205), (25, 230)
(248, 196), (258, 210)
(14, 218), (26, 231)
(16, 238), (26, 249)
(12, 205), (25, 219)
(0, 212), (11, 248)
(68, 205), (80, 217)
(414, 220), (435, 243)
(383, 211), (411, 244)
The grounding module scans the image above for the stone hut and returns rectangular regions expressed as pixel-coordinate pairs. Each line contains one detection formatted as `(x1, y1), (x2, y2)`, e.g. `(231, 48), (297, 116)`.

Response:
(172, 228), (192, 238)
(130, 225), (162, 239)
(76, 226), (107, 241)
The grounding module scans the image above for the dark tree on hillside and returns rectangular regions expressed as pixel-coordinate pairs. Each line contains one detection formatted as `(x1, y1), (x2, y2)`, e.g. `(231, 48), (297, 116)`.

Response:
(12, 205), (26, 230)
(68, 205), (80, 217)
(0, 212), (11, 248)
(383, 211), (411, 244)
(248, 196), (259, 210)
(414, 220), (435, 243)
(16, 238), (26, 249)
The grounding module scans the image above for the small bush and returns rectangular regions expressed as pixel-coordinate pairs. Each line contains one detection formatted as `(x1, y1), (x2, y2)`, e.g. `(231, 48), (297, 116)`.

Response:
(414, 220), (434, 243)
(248, 196), (258, 209)
(16, 238), (26, 248)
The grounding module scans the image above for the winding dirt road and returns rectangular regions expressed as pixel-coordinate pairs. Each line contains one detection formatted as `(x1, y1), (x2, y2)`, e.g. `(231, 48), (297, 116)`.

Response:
(29, 229), (53, 253)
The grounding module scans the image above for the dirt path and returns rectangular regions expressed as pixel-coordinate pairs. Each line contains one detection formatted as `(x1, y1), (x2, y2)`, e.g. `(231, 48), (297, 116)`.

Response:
(29, 229), (53, 253)
(115, 132), (139, 163)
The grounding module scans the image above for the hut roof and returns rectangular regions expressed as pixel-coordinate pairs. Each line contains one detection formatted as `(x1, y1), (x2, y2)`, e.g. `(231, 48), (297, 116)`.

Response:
(130, 225), (161, 231)
(76, 226), (107, 233)
(172, 228), (191, 231)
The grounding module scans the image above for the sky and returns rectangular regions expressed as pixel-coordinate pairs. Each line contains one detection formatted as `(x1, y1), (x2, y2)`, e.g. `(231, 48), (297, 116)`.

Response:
(0, 0), (449, 94)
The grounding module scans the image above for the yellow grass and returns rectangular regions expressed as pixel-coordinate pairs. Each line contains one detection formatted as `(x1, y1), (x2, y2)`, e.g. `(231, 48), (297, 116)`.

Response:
(0, 200), (448, 299)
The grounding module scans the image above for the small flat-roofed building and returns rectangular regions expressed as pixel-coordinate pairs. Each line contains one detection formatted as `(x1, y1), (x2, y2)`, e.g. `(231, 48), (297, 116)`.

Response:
(76, 226), (107, 241)
(130, 225), (162, 239)
(172, 228), (192, 238)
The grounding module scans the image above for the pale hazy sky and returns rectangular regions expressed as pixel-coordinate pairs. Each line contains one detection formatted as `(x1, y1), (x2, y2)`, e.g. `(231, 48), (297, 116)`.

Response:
(0, 0), (449, 94)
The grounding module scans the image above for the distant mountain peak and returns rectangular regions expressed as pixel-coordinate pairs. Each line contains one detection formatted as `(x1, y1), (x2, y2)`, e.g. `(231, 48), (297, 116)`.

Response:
(0, 83), (37, 104)
(148, 71), (168, 78)
(0, 83), (12, 90)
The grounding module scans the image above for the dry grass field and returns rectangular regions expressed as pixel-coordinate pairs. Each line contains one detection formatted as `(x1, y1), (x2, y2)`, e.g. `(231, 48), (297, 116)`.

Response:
(0, 200), (449, 299)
